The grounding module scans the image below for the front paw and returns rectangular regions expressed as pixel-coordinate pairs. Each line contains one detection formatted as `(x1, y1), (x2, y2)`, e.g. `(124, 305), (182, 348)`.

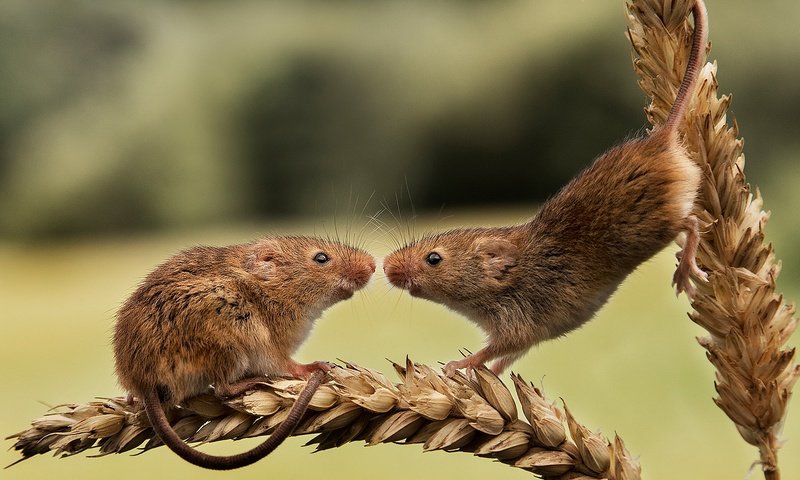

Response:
(308, 361), (335, 373)
(289, 361), (335, 378)
(443, 359), (471, 377)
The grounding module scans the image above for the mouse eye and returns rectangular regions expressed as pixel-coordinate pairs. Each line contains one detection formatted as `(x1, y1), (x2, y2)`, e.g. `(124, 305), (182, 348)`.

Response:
(425, 252), (442, 266)
(313, 252), (330, 264)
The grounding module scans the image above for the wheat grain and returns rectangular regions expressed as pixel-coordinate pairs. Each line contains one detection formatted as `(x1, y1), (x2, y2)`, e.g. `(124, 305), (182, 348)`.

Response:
(6, 360), (640, 479)
(626, 1), (800, 479)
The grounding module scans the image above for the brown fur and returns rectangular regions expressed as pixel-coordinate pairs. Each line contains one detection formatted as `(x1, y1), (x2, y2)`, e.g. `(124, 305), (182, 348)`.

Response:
(114, 236), (375, 468)
(383, 1), (708, 375)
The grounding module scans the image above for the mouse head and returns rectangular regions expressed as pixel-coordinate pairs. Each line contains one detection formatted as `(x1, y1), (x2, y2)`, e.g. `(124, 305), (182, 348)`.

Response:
(383, 228), (518, 309)
(245, 236), (375, 310)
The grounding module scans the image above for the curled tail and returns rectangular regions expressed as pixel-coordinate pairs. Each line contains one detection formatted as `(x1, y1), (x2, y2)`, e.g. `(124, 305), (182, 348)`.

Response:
(143, 370), (325, 470)
(662, 0), (709, 132)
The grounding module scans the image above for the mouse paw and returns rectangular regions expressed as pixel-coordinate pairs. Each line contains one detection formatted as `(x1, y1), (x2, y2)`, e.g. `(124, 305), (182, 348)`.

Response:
(215, 376), (269, 398)
(673, 215), (709, 298)
(672, 256), (708, 299)
(443, 358), (475, 377)
(308, 361), (335, 373)
(289, 361), (335, 379)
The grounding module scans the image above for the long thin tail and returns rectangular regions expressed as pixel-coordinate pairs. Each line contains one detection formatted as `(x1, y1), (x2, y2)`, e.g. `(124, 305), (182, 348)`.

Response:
(662, 0), (708, 132)
(143, 370), (325, 470)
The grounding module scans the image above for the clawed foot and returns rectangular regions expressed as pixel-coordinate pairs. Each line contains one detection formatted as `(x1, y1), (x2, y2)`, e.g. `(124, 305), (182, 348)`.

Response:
(672, 249), (709, 298)
(443, 358), (481, 377)
(673, 216), (709, 299)
(288, 360), (335, 379)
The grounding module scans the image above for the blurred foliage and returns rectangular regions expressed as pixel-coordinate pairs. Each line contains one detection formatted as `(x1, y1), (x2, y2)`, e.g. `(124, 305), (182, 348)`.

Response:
(0, 0), (798, 247)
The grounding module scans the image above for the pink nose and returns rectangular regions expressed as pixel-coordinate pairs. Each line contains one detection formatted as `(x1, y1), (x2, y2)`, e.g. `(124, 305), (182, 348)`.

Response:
(383, 262), (406, 287)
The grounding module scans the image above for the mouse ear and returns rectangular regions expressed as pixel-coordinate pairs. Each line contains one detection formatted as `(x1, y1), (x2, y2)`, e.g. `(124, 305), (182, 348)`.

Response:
(255, 239), (283, 263)
(474, 238), (518, 286)
(247, 239), (283, 279)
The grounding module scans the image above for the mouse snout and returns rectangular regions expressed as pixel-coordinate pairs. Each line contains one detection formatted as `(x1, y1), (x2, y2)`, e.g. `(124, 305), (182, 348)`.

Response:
(343, 258), (375, 289)
(383, 256), (415, 289)
(359, 259), (376, 283)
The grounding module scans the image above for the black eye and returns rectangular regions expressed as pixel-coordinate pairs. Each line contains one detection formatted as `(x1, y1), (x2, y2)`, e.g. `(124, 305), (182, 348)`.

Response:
(426, 252), (442, 266)
(313, 252), (329, 264)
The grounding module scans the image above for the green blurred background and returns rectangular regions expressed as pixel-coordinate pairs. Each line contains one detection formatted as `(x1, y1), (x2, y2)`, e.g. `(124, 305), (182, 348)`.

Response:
(1, 0), (798, 479)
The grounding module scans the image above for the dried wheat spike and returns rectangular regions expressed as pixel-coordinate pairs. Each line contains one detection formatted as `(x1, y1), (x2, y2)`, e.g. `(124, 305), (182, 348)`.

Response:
(5, 360), (641, 479)
(626, 1), (799, 479)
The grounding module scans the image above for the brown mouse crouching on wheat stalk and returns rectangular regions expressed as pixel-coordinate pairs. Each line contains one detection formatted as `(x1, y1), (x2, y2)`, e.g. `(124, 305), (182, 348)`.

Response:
(383, 0), (709, 376)
(114, 237), (375, 469)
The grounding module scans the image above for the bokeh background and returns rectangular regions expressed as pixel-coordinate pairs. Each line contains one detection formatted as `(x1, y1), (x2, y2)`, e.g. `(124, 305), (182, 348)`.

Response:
(1, 0), (798, 479)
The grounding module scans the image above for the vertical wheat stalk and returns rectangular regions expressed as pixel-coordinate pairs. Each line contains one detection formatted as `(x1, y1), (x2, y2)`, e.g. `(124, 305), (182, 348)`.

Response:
(626, 1), (800, 479)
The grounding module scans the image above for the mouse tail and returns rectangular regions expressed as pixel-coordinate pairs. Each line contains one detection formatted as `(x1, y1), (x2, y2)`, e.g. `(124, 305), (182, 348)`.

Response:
(661, 0), (708, 133)
(143, 370), (326, 470)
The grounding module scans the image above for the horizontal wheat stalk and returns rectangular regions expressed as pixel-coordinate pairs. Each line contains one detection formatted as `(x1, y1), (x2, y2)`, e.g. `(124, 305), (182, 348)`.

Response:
(7, 359), (641, 479)
(626, 1), (800, 479)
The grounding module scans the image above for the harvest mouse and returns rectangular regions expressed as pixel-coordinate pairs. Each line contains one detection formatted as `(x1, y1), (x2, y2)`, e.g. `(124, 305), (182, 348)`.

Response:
(383, 1), (709, 375)
(114, 236), (375, 469)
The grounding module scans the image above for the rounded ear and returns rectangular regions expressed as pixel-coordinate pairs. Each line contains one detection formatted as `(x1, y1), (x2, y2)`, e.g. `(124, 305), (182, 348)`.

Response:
(475, 237), (518, 286)
(255, 239), (283, 262)
(247, 240), (283, 280)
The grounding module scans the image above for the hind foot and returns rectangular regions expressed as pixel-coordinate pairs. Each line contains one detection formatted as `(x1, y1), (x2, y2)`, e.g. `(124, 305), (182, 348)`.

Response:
(672, 215), (709, 298)
(215, 376), (270, 398)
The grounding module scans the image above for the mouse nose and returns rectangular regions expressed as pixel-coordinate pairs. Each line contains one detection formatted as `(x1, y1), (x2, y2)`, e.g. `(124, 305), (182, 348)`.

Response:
(382, 258), (411, 288)
(347, 258), (376, 288)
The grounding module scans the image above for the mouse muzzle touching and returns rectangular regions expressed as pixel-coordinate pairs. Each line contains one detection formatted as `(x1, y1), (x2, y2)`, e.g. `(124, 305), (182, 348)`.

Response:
(383, 251), (423, 296)
(338, 257), (376, 297)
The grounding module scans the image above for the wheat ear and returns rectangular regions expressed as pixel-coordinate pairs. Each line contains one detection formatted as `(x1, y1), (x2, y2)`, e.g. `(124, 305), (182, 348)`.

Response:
(6, 360), (641, 479)
(626, 1), (800, 479)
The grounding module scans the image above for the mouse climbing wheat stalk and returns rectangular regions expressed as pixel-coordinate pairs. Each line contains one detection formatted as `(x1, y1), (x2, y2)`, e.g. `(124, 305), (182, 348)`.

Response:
(383, 0), (709, 376)
(114, 237), (375, 469)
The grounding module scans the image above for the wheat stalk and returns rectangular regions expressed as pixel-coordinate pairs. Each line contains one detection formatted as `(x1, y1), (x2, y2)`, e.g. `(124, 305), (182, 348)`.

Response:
(6, 360), (641, 479)
(626, 1), (800, 479)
